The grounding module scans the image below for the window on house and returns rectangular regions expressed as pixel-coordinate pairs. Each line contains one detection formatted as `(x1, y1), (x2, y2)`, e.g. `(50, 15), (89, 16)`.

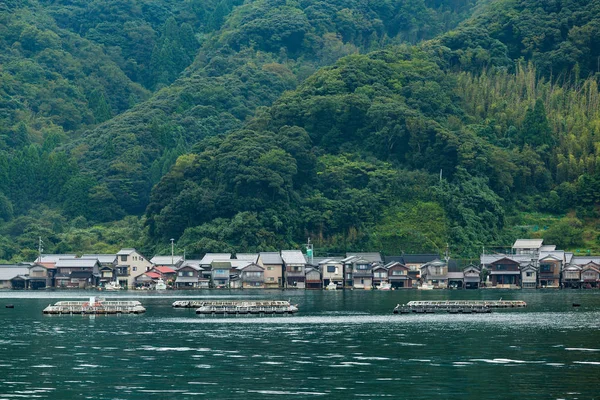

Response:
(357, 264), (369, 270)
(526, 272), (533, 277)
(327, 266), (337, 273)
(121, 255), (128, 262)
(267, 266), (273, 270)
(392, 270), (406, 276)
(268, 277), (275, 281)
(132, 267), (137, 272)
(540, 264), (552, 272)
(178, 271), (183, 276)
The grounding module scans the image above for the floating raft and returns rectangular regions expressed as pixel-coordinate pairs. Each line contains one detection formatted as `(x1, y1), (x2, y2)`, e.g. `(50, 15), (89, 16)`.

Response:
(190, 300), (298, 315)
(43, 298), (146, 315)
(393, 300), (526, 314)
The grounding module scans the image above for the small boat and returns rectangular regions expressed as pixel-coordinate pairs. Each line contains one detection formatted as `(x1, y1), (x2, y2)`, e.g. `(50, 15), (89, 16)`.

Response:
(325, 282), (338, 291)
(104, 281), (122, 291)
(155, 279), (167, 290)
(377, 282), (392, 290)
(417, 283), (434, 290)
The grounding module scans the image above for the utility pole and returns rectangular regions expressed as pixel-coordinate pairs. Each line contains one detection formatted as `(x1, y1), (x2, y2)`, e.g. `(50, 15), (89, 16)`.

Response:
(37, 237), (43, 263)
(170, 238), (174, 267)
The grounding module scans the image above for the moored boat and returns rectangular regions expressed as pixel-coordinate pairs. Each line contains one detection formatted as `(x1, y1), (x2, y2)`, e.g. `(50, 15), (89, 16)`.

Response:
(43, 297), (146, 315)
(193, 300), (298, 315)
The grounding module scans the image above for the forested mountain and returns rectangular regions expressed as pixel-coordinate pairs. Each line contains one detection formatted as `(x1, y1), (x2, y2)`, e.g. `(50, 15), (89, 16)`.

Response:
(0, 0), (599, 261)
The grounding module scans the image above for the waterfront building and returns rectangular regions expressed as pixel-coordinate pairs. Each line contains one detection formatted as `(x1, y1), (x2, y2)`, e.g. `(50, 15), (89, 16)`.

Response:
(580, 262), (600, 288)
(386, 262), (412, 289)
(0, 264), (32, 289)
(538, 253), (563, 288)
(463, 265), (481, 289)
(175, 264), (203, 288)
(385, 254), (440, 282)
(199, 253), (232, 269)
(116, 248), (152, 288)
(342, 255), (373, 289)
(54, 258), (101, 289)
(305, 266), (322, 289)
(257, 252), (284, 288)
(281, 250), (306, 288)
(562, 264), (581, 289)
(318, 258), (344, 288)
(512, 239), (544, 255)
(420, 259), (448, 288)
(373, 264), (389, 288)
(211, 261), (232, 288)
(447, 271), (464, 289)
(240, 263), (265, 288)
(487, 257), (521, 288)
(520, 264), (538, 289)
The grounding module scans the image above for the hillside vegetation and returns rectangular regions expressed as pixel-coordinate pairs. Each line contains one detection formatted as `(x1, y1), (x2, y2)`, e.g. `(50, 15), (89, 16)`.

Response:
(0, 0), (599, 260)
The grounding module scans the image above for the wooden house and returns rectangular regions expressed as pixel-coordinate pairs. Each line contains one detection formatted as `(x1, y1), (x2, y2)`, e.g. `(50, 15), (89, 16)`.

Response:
(488, 257), (520, 288)
(420, 259), (448, 288)
(447, 272), (464, 289)
(258, 252), (284, 288)
(281, 250), (306, 288)
(581, 262), (600, 289)
(318, 258), (344, 288)
(28, 263), (53, 289)
(373, 264), (389, 288)
(463, 266), (481, 289)
(240, 263), (265, 289)
(305, 267), (322, 289)
(211, 261), (232, 288)
(538, 254), (562, 288)
(520, 264), (538, 289)
(343, 256), (373, 289)
(561, 264), (581, 289)
(386, 262), (411, 288)
(175, 264), (202, 288)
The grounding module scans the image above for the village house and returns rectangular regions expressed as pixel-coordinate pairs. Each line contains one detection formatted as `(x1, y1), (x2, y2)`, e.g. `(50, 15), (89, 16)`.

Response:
(420, 259), (448, 288)
(175, 263), (203, 288)
(305, 266), (322, 289)
(54, 258), (100, 289)
(239, 263), (265, 289)
(487, 257), (521, 288)
(538, 252), (563, 288)
(447, 271), (464, 289)
(257, 252), (284, 288)
(386, 262), (411, 289)
(211, 261), (232, 288)
(373, 264), (389, 288)
(116, 248), (152, 288)
(580, 262), (600, 288)
(520, 264), (538, 289)
(281, 250), (306, 289)
(318, 258), (344, 288)
(342, 255), (373, 289)
(561, 264), (581, 289)
(0, 264), (32, 289)
(463, 265), (481, 289)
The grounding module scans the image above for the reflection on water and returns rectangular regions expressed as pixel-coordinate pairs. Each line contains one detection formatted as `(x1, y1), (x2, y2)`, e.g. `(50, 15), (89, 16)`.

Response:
(0, 290), (599, 399)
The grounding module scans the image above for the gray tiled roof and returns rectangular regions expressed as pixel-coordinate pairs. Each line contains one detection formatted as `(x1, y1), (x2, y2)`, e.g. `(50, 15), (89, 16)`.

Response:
(200, 253), (232, 264)
(259, 252), (283, 264)
(37, 254), (77, 263)
(280, 250), (306, 264)
(55, 259), (99, 268)
(0, 266), (30, 281)
(346, 252), (382, 262)
(82, 254), (117, 264)
(236, 254), (259, 262)
(151, 255), (183, 265)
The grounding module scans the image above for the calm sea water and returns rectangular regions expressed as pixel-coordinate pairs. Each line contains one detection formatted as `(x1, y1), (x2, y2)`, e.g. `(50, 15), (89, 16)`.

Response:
(0, 289), (599, 399)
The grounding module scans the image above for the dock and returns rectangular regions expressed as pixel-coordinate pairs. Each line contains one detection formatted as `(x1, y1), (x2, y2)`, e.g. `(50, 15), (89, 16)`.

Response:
(393, 299), (526, 314)
(188, 300), (298, 315)
(43, 297), (146, 315)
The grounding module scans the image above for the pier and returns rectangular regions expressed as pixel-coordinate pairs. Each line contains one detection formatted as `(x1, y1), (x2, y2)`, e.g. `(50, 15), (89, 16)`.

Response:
(393, 299), (527, 314)
(43, 298), (146, 315)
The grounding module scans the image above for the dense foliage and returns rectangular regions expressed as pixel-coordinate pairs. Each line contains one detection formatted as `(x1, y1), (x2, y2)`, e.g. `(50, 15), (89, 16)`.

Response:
(0, 0), (599, 261)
